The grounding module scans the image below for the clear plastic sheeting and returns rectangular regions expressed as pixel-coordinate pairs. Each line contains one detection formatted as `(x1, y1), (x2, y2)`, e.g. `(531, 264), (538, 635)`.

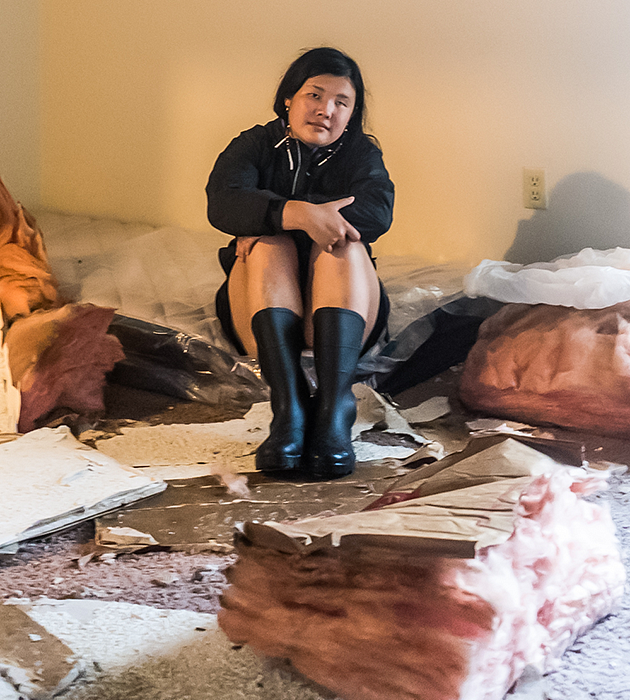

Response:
(36, 209), (484, 399)
(35, 210), (233, 353)
(464, 247), (630, 309)
(376, 258), (472, 337)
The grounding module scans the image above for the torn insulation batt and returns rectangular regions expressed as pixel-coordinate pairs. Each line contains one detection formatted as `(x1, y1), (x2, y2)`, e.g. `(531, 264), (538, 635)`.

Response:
(219, 438), (625, 700)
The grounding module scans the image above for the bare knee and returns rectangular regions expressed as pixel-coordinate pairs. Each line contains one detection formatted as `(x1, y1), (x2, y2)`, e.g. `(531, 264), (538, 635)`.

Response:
(307, 241), (380, 343)
(228, 235), (304, 355)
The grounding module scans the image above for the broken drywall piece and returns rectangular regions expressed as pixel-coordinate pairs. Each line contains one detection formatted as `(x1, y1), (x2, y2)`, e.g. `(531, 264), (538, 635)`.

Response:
(0, 604), (81, 699)
(0, 313), (20, 436)
(0, 426), (166, 552)
(399, 395), (451, 423)
(94, 402), (271, 476)
(0, 677), (20, 700)
(15, 599), (216, 675)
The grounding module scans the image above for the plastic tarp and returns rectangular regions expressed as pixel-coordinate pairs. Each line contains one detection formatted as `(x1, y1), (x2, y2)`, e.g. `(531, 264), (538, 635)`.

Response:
(464, 247), (630, 309)
(35, 210), (487, 399)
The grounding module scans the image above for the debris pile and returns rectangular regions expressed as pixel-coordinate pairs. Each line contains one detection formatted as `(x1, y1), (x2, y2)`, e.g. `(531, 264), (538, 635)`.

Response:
(219, 437), (625, 700)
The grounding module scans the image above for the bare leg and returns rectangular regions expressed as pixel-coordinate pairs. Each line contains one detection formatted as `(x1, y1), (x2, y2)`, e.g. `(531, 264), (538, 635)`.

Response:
(228, 235), (303, 356)
(228, 235), (310, 472)
(304, 240), (381, 347)
(301, 241), (381, 478)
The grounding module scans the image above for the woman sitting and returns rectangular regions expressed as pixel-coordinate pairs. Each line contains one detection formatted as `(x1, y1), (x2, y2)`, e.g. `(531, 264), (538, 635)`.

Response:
(206, 46), (395, 479)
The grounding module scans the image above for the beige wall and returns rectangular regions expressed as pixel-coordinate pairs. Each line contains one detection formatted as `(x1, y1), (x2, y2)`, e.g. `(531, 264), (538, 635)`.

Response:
(33, 0), (630, 263)
(1, 0), (40, 207)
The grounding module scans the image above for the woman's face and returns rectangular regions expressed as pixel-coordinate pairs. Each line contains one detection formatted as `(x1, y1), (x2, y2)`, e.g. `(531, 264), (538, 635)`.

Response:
(285, 74), (356, 148)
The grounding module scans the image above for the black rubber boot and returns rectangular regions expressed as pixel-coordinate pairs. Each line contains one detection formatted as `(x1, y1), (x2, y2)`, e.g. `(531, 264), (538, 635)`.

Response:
(251, 308), (310, 472)
(304, 307), (366, 479)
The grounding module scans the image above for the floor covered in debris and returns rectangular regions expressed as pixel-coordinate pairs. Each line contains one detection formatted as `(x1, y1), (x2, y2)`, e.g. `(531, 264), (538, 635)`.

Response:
(2, 367), (630, 700)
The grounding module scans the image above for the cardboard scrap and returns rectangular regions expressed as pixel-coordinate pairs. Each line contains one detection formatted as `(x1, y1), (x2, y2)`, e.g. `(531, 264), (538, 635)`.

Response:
(95, 526), (159, 548)
(94, 461), (413, 551)
(399, 395), (451, 423)
(352, 384), (443, 463)
(0, 604), (81, 699)
(247, 436), (591, 556)
(0, 426), (166, 553)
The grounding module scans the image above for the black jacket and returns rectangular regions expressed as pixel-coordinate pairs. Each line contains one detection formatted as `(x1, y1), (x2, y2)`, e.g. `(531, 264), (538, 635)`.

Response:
(206, 118), (395, 245)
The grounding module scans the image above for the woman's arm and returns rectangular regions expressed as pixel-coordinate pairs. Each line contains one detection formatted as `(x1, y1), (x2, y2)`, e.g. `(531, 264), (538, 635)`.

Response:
(281, 141), (395, 251)
(319, 142), (395, 245)
(282, 197), (361, 253)
(206, 125), (286, 237)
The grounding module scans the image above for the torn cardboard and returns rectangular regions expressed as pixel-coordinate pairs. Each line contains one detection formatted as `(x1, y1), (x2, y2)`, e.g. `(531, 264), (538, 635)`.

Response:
(249, 436), (575, 554)
(0, 426), (166, 553)
(399, 395), (451, 423)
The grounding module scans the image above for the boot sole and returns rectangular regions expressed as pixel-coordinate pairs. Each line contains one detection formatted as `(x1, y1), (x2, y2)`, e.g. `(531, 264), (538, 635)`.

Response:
(255, 452), (302, 472)
(304, 455), (355, 480)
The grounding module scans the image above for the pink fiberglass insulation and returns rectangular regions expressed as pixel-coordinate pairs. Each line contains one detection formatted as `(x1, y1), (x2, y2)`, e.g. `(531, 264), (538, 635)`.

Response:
(219, 467), (625, 700)
(457, 468), (624, 700)
(459, 302), (630, 437)
(6, 304), (124, 432)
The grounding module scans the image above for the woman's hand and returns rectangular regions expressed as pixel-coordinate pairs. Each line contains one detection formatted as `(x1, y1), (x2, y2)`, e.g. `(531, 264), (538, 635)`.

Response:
(282, 197), (361, 253)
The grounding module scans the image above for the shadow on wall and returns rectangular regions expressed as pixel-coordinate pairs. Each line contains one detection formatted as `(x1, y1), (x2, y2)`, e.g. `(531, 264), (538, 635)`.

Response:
(505, 172), (630, 264)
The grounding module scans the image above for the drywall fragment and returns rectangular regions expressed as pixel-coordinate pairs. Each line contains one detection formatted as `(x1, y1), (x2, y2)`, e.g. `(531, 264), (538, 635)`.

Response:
(0, 426), (165, 553)
(0, 677), (20, 700)
(94, 402), (272, 476)
(0, 312), (19, 436)
(0, 605), (81, 699)
(7, 598), (333, 700)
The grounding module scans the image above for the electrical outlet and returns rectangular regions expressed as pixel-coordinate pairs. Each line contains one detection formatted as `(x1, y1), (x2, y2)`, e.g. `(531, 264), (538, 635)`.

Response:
(523, 168), (547, 209)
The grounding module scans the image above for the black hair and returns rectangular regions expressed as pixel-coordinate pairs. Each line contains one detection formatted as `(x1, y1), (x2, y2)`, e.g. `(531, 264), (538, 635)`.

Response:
(273, 47), (367, 134)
